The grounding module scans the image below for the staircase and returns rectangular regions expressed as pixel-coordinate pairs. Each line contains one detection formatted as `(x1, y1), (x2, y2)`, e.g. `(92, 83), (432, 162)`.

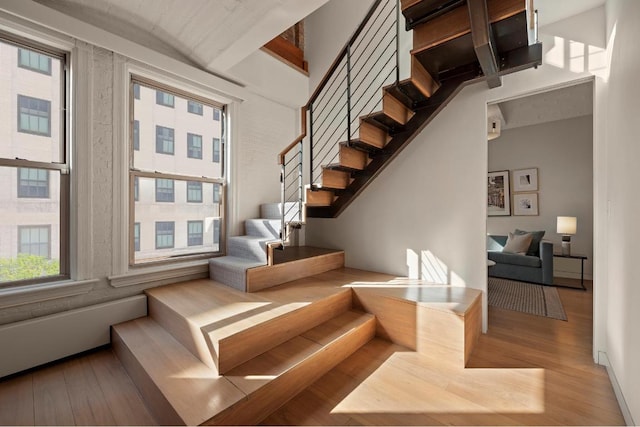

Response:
(113, 277), (376, 425)
(208, 202), (294, 291)
(278, 0), (542, 231)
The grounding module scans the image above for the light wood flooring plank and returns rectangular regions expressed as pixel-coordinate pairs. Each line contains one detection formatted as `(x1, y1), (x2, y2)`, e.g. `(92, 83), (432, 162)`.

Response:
(62, 357), (116, 426)
(33, 365), (75, 426)
(0, 373), (34, 425)
(88, 350), (156, 426)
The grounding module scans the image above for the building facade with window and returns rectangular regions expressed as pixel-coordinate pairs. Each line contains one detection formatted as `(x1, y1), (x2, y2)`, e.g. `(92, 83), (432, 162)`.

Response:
(0, 41), (62, 277)
(131, 83), (224, 263)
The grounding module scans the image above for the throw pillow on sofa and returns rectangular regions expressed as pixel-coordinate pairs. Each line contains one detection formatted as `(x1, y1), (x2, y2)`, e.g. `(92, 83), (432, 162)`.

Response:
(514, 229), (546, 256)
(502, 232), (533, 255)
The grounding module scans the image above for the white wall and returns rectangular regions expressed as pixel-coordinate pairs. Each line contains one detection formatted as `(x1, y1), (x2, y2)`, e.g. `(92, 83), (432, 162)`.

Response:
(487, 115), (594, 279)
(307, 5), (607, 335)
(603, 0), (640, 423)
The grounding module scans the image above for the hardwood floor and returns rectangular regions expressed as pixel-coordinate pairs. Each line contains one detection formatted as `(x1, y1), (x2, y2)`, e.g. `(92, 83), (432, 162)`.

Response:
(0, 276), (624, 426)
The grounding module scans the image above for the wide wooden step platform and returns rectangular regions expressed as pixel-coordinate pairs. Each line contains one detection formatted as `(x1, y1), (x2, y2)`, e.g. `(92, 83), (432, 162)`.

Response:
(113, 266), (482, 425)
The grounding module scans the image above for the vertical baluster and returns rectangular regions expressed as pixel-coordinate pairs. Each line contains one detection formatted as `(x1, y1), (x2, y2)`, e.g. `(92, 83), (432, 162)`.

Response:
(396, 0), (400, 83)
(346, 46), (352, 143)
(309, 103), (314, 184)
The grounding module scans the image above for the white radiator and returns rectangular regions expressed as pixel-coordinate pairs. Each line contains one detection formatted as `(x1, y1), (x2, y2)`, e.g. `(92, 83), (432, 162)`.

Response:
(0, 295), (147, 378)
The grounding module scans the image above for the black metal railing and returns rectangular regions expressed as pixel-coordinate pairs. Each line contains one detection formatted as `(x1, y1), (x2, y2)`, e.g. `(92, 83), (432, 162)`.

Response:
(278, 0), (400, 245)
(309, 0), (400, 185)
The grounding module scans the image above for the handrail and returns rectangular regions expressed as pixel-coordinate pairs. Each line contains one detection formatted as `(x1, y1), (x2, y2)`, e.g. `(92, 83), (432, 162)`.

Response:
(277, 0), (398, 247)
(278, 106), (307, 165)
(307, 0), (384, 107)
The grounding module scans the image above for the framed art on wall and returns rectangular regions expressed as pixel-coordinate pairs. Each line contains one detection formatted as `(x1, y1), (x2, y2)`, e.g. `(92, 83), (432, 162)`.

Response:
(513, 167), (538, 192)
(513, 193), (539, 215)
(488, 170), (510, 216)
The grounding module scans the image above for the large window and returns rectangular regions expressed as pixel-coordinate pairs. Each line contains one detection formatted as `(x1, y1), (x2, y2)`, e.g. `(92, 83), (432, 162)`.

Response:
(130, 77), (225, 264)
(0, 36), (67, 285)
(18, 95), (51, 136)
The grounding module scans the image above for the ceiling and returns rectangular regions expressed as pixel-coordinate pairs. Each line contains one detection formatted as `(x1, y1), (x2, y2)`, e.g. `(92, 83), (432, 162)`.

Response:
(535, 0), (606, 27)
(34, 0), (329, 73)
(492, 82), (593, 131)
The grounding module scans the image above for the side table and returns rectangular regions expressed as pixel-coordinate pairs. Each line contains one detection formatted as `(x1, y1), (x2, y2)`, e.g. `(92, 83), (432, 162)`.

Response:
(553, 252), (587, 290)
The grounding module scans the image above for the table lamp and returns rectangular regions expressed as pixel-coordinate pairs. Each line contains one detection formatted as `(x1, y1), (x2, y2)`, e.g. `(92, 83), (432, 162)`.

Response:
(557, 216), (577, 256)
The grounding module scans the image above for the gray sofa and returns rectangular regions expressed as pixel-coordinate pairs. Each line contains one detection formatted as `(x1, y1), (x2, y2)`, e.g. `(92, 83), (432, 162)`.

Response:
(487, 234), (553, 285)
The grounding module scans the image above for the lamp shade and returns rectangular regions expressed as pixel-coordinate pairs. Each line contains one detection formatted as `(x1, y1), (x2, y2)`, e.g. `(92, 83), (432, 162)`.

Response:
(557, 216), (577, 235)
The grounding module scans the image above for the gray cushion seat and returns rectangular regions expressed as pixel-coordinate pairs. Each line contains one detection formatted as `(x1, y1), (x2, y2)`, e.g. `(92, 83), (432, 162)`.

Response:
(488, 251), (542, 268)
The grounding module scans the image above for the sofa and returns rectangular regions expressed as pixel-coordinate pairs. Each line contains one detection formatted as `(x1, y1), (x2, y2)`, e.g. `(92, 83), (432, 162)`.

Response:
(487, 232), (553, 285)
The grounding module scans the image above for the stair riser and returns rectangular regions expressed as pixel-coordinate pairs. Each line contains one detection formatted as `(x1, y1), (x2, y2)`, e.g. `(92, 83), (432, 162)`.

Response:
(210, 316), (376, 425)
(213, 290), (352, 374)
(359, 120), (391, 148)
(411, 55), (440, 97)
(227, 237), (269, 263)
(306, 188), (334, 206)
(322, 169), (351, 189)
(339, 145), (368, 170)
(245, 219), (282, 239)
(147, 295), (217, 370)
(246, 251), (345, 292)
(383, 91), (415, 125)
(112, 328), (185, 426)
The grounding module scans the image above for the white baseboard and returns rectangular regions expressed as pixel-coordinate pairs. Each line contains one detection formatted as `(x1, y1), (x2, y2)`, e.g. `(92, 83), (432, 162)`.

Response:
(0, 295), (147, 378)
(598, 351), (635, 425)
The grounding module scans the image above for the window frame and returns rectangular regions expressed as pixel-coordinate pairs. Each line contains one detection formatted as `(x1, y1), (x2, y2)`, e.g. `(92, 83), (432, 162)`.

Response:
(129, 75), (227, 267)
(0, 34), (69, 286)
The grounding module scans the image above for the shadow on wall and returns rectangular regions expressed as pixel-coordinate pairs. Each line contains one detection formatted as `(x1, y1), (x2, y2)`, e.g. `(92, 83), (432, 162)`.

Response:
(406, 249), (466, 286)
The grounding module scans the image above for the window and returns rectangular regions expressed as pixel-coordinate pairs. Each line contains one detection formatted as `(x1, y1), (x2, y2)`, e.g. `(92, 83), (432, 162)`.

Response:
(213, 183), (220, 203)
(133, 83), (140, 100)
(0, 37), (67, 285)
(156, 90), (174, 107)
(213, 219), (220, 244)
(187, 133), (202, 159)
(155, 221), (174, 249)
(188, 100), (203, 115)
(18, 95), (51, 136)
(130, 77), (225, 264)
(187, 221), (203, 246)
(133, 120), (140, 151)
(133, 223), (140, 252)
(213, 138), (221, 163)
(18, 48), (51, 75)
(155, 125), (174, 154)
(213, 108), (221, 121)
(155, 178), (174, 202)
(18, 226), (50, 258)
(17, 168), (49, 198)
(187, 181), (202, 203)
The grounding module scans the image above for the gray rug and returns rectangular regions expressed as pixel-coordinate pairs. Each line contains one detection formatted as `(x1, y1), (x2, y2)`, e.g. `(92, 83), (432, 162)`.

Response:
(488, 277), (568, 321)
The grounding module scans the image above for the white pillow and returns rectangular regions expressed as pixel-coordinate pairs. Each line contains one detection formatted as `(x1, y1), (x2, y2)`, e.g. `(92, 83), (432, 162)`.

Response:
(502, 232), (533, 255)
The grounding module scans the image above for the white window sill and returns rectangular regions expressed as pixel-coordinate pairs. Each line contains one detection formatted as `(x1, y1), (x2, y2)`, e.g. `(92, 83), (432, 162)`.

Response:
(0, 279), (97, 309)
(108, 259), (210, 288)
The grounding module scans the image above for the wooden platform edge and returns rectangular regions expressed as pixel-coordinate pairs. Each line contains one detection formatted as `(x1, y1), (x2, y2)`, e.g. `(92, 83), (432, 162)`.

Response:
(246, 251), (345, 292)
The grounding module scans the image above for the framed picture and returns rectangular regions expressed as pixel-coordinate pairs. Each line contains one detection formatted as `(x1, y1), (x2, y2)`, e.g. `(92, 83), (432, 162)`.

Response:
(488, 170), (510, 216)
(513, 168), (538, 192)
(513, 193), (539, 216)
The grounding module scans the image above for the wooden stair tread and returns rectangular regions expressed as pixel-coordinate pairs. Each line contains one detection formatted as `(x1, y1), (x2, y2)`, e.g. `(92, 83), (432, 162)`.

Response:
(112, 317), (245, 426)
(339, 139), (383, 154)
(225, 310), (375, 396)
(323, 163), (361, 173)
(360, 111), (404, 132)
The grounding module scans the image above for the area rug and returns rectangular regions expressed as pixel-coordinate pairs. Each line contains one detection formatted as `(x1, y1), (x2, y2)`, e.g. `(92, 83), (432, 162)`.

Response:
(488, 277), (568, 321)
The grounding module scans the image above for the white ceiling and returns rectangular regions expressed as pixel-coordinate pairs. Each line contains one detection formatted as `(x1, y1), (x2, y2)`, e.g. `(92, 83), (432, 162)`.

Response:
(495, 82), (593, 131)
(34, 0), (329, 73)
(535, 0), (606, 26)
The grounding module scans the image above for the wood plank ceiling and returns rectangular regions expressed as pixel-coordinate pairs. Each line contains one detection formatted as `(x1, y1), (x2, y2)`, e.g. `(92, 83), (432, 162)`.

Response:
(34, 0), (329, 73)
